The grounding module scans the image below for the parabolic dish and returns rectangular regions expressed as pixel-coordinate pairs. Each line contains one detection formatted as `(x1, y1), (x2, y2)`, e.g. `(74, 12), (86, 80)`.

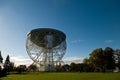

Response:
(27, 28), (66, 48)
(26, 28), (66, 71)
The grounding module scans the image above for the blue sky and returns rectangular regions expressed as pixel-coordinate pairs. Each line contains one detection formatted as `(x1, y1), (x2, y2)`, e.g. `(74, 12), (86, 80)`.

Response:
(0, 0), (120, 65)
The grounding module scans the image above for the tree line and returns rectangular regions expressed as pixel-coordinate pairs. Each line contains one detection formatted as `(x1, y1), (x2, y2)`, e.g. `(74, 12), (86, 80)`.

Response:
(64, 47), (120, 72)
(0, 47), (120, 76)
(56, 47), (120, 72)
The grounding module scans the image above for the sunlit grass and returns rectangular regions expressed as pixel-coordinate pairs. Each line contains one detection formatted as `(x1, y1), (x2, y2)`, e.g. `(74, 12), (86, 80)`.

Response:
(1, 72), (120, 80)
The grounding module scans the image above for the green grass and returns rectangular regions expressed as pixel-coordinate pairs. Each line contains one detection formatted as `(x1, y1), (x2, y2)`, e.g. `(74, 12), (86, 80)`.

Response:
(1, 72), (120, 80)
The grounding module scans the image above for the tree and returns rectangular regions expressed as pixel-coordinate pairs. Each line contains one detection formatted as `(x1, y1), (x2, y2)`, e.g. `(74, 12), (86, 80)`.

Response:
(70, 63), (76, 71)
(9, 62), (15, 71)
(0, 69), (7, 77)
(89, 48), (104, 72)
(103, 47), (115, 71)
(0, 51), (3, 70)
(0, 51), (3, 63)
(0, 52), (7, 77)
(113, 49), (120, 70)
(16, 65), (27, 73)
(83, 58), (89, 64)
(61, 64), (70, 72)
(4, 55), (11, 72)
(89, 47), (115, 72)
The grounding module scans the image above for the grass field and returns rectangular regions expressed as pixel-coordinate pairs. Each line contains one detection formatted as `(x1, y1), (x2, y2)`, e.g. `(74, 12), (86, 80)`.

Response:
(1, 72), (120, 80)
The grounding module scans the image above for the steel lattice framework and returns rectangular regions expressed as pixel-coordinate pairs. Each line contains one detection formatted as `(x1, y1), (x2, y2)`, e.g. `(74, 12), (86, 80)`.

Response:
(26, 28), (66, 71)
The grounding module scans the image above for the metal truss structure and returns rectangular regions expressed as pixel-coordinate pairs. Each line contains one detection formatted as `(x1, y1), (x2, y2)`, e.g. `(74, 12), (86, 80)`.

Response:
(26, 28), (66, 71)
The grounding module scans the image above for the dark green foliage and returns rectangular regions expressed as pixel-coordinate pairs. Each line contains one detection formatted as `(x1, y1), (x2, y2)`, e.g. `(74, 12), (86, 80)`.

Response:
(54, 47), (117, 72)
(0, 69), (7, 77)
(16, 65), (27, 74)
(114, 49), (120, 70)
(0, 52), (7, 77)
(103, 47), (115, 70)
(89, 48), (104, 72)
(61, 64), (70, 71)
(69, 63), (94, 72)
(0, 51), (3, 63)
(89, 47), (115, 72)
(4, 55), (11, 72)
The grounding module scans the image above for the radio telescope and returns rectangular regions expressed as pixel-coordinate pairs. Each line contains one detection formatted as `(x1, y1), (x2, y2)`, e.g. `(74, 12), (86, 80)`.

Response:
(26, 28), (66, 71)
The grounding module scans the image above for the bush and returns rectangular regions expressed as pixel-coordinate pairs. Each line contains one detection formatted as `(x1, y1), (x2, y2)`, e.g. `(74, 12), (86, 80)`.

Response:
(0, 69), (7, 77)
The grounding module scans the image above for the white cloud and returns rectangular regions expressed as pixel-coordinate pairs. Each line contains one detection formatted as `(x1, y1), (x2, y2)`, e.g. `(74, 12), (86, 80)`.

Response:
(10, 56), (32, 66)
(104, 40), (113, 43)
(10, 56), (84, 66)
(63, 56), (84, 64)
